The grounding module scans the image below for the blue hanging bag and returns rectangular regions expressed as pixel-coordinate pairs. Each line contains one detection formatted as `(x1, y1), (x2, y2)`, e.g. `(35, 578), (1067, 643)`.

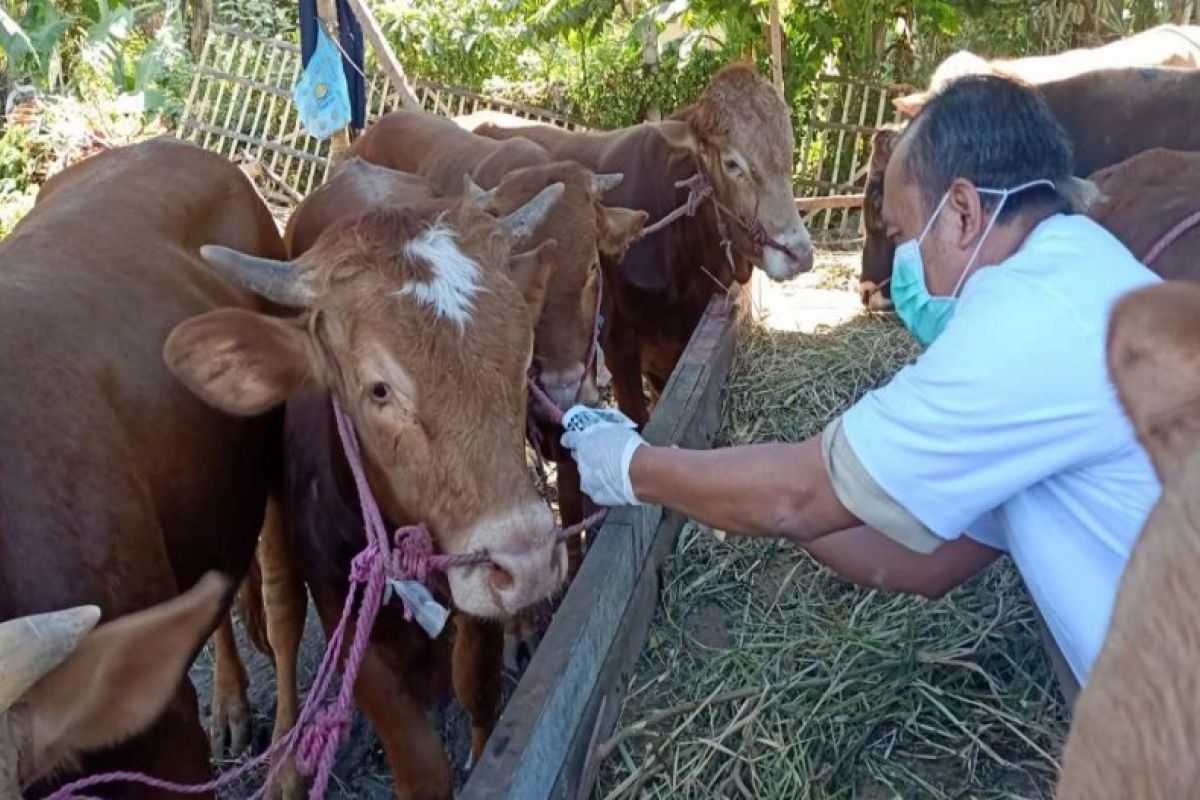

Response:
(293, 21), (351, 140)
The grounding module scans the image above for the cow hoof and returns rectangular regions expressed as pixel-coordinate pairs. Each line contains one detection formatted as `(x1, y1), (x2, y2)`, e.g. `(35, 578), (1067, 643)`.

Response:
(270, 762), (306, 800)
(209, 693), (252, 758)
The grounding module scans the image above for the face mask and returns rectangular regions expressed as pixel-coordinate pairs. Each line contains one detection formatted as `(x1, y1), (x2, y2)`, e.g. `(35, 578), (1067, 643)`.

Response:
(891, 179), (1055, 346)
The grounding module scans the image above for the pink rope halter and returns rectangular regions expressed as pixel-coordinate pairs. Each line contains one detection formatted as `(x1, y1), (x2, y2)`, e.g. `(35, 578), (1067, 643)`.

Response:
(34, 398), (599, 800)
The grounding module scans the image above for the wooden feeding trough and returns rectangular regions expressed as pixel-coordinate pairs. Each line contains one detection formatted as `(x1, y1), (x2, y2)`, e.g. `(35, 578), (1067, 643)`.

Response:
(461, 291), (742, 800)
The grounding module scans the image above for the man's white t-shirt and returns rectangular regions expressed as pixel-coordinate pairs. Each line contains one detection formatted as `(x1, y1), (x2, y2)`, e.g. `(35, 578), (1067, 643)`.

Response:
(841, 213), (1162, 684)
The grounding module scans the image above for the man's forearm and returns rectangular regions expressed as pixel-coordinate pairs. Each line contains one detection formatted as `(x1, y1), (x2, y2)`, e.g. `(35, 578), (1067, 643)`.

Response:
(628, 436), (859, 541)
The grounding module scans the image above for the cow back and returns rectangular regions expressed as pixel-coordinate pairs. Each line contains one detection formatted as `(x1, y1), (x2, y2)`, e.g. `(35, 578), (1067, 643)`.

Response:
(1040, 68), (1200, 176)
(0, 136), (285, 622)
(1090, 148), (1200, 281)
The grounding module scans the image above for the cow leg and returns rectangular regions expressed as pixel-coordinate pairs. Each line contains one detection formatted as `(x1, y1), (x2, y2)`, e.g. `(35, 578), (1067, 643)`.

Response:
(606, 327), (650, 428)
(258, 498), (307, 800)
(452, 615), (505, 767)
(355, 645), (453, 800)
(209, 613), (251, 757)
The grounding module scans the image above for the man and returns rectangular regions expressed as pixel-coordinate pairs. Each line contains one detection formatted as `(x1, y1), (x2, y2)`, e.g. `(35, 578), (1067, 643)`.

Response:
(562, 75), (1161, 686)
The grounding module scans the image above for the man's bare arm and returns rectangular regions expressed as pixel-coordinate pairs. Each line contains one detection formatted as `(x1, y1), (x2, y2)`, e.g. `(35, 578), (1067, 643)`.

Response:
(803, 525), (1003, 600)
(629, 436), (859, 542)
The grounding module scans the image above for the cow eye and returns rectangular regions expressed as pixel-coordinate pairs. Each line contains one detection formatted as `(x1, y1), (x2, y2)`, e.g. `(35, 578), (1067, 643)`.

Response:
(723, 157), (743, 176)
(369, 382), (391, 403)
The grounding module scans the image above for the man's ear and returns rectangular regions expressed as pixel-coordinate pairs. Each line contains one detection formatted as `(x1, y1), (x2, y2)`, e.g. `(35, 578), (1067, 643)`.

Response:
(653, 119), (701, 155)
(1108, 281), (1200, 484)
(164, 308), (313, 417)
(946, 178), (986, 246)
(19, 573), (230, 782)
(509, 239), (557, 321)
(598, 206), (649, 258)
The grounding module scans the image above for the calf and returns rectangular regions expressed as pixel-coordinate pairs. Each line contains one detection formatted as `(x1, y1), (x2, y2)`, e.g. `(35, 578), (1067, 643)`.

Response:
(895, 24), (1200, 116)
(165, 184), (569, 800)
(1, 137), (285, 797)
(1, 574), (229, 800)
(1056, 279), (1200, 798)
(475, 62), (813, 425)
(861, 69), (1200, 307)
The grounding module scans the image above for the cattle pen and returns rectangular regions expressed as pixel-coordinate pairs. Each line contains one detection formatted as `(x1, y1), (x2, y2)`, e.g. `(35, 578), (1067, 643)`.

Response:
(160, 21), (1076, 800)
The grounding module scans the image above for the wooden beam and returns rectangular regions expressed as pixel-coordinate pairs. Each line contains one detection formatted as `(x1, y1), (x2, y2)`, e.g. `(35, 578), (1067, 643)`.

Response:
(795, 193), (863, 212)
(768, 0), (784, 96)
(460, 290), (742, 800)
(342, 0), (422, 111)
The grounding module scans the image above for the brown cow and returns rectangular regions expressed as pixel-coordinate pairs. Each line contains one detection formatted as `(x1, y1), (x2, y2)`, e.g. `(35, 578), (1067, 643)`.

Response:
(164, 185), (569, 800)
(895, 24), (1200, 116)
(1054, 279), (1200, 798)
(861, 69), (1200, 307)
(1, 573), (229, 800)
(349, 110), (647, 408)
(1, 137), (285, 797)
(1088, 148), (1200, 281)
(475, 62), (813, 425)
(284, 157), (436, 257)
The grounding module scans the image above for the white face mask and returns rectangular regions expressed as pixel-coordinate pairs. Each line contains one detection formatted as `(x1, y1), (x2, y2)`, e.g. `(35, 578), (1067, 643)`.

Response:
(891, 179), (1056, 346)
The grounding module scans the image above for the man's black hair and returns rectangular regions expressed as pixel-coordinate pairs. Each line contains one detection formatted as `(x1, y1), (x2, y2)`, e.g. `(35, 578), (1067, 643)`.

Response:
(902, 74), (1074, 222)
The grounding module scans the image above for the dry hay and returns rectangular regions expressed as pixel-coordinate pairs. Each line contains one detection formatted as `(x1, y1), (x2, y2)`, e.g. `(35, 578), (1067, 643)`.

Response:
(596, 313), (1071, 799)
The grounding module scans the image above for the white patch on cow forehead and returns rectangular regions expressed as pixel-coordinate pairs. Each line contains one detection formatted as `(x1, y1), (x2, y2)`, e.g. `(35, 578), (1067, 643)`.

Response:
(395, 225), (482, 327)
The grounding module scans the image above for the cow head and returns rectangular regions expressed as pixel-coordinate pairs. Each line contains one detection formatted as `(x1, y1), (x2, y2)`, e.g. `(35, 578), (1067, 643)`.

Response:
(164, 189), (569, 619)
(860, 127), (901, 310)
(466, 163), (646, 410)
(1, 573), (227, 798)
(656, 63), (813, 282)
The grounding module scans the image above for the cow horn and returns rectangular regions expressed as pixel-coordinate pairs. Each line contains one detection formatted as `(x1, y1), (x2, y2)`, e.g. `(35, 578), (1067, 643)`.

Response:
(590, 173), (624, 194)
(200, 245), (315, 308)
(496, 182), (565, 243)
(0, 605), (101, 713)
(462, 175), (497, 208)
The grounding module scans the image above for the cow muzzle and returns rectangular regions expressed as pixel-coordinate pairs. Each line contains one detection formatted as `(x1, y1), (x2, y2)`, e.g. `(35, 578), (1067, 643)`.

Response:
(447, 503), (566, 619)
(538, 363), (599, 410)
(760, 226), (815, 281)
(859, 279), (894, 311)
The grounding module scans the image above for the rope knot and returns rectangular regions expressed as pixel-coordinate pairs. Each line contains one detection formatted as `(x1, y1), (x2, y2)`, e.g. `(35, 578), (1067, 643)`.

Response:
(349, 540), (383, 584)
(393, 524), (433, 583)
(295, 706), (350, 777)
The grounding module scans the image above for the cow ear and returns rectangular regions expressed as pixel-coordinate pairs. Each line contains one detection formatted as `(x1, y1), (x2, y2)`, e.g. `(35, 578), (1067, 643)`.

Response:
(654, 119), (701, 155)
(598, 207), (648, 258)
(164, 308), (313, 417)
(892, 92), (926, 118)
(1108, 281), (1200, 483)
(20, 573), (229, 775)
(509, 239), (557, 321)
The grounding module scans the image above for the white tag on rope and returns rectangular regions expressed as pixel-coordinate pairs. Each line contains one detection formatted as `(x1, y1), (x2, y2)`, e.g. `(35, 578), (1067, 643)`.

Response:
(385, 579), (450, 639)
(561, 405), (638, 435)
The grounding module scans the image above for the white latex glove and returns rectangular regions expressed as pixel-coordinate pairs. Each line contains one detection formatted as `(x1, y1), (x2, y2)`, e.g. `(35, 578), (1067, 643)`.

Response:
(560, 405), (647, 507)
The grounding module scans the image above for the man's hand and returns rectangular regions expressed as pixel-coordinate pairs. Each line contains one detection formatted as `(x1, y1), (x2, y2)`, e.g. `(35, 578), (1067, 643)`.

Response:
(560, 406), (647, 506)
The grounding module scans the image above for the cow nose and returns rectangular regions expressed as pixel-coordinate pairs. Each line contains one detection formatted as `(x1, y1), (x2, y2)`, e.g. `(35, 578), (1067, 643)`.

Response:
(539, 363), (596, 408)
(487, 542), (567, 613)
(762, 227), (814, 281)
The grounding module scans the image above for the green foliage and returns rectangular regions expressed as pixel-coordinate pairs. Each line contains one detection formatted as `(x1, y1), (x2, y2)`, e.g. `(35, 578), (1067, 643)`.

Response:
(217, 0), (296, 40)
(378, 0), (1181, 130)
(0, 0), (189, 110)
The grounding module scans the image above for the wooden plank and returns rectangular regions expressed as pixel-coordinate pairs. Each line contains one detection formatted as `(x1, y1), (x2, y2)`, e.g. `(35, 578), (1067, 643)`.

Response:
(343, 0), (422, 110)
(461, 291), (742, 800)
(795, 193), (863, 212)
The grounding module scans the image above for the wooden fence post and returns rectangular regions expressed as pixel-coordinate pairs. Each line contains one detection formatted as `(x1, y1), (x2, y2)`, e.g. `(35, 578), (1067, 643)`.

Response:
(343, 0), (423, 110)
(769, 0), (784, 97)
